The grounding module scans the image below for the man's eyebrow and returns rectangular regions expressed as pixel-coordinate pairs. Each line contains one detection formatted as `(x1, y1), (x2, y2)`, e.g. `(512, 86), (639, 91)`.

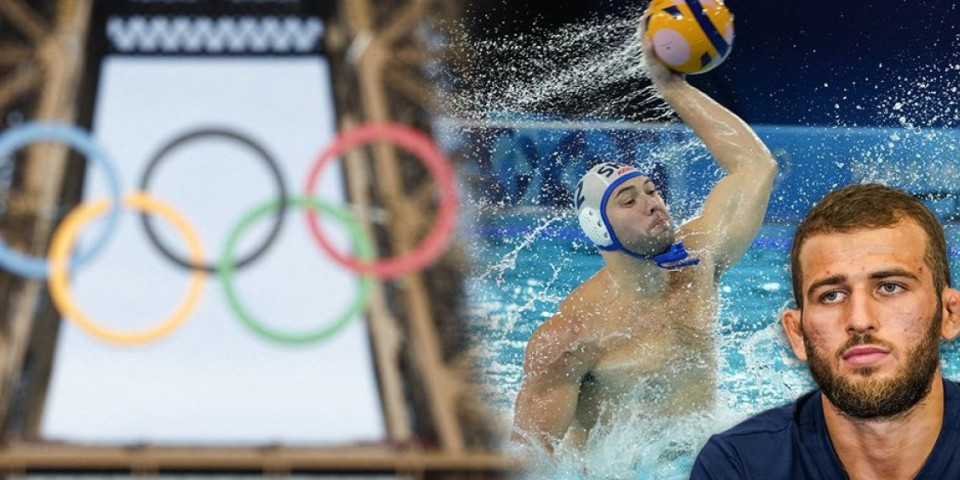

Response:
(805, 269), (922, 299)
(870, 268), (919, 281)
(806, 274), (846, 299)
(615, 185), (637, 199)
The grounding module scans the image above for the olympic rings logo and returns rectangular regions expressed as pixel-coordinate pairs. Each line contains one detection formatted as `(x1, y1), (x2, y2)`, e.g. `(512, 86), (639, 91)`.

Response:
(0, 122), (459, 346)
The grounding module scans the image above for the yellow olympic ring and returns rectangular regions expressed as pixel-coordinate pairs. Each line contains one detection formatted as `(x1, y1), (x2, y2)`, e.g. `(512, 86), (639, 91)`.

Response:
(48, 192), (207, 345)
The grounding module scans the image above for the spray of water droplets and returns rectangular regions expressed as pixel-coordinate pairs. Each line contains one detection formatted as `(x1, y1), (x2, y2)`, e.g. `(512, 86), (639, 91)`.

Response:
(437, 12), (671, 123)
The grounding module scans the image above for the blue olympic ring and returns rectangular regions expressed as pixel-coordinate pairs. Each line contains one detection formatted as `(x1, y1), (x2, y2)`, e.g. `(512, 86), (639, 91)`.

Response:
(0, 122), (122, 279)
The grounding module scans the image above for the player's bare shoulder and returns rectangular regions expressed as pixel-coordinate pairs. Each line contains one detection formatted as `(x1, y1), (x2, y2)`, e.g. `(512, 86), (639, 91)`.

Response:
(522, 272), (609, 379)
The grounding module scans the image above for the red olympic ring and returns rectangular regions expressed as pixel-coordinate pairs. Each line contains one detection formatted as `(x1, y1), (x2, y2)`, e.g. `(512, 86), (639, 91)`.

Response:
(303, 123), (459, 280)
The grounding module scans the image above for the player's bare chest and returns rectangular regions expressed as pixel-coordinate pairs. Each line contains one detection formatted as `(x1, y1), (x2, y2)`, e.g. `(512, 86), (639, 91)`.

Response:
(587, 283), (717, 381)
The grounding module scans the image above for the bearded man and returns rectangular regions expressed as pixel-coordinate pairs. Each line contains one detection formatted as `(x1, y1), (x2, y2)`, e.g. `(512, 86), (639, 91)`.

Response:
(692, 183), (960, 479)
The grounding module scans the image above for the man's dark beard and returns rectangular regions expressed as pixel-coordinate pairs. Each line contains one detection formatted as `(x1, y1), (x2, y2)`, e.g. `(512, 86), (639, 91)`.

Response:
(804, 307), (942, 420)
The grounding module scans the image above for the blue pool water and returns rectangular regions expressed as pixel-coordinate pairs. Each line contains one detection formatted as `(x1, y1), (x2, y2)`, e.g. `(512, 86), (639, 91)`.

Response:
(465, 210), (960, 478)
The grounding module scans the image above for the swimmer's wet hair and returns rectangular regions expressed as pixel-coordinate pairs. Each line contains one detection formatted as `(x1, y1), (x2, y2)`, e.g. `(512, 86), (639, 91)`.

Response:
(791, 183), (950, 308)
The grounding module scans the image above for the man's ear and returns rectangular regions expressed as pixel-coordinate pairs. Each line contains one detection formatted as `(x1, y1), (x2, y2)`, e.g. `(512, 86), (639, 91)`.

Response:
(781, 309), (808, 362)
(941, 288), (960, 341)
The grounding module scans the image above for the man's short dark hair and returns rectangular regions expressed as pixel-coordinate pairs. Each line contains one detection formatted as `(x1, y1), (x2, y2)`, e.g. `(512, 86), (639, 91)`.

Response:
(790, 183), (950, 308)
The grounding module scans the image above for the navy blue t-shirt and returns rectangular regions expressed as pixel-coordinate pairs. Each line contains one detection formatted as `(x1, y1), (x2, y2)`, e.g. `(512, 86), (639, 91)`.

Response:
(691, 378), (960, 479)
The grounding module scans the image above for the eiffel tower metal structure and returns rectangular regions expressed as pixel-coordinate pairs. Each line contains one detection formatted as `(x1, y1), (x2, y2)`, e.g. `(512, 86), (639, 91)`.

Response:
(0, 0), (514, 477)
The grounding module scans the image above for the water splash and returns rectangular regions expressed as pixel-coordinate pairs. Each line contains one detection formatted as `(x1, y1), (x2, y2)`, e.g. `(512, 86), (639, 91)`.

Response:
(439, 12), (667, 122)
(513, 389), (753, 479)
(474, 211), (570, 285)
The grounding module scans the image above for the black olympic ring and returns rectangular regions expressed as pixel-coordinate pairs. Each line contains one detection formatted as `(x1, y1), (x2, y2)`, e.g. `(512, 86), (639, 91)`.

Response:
(138, 128), (288, 273)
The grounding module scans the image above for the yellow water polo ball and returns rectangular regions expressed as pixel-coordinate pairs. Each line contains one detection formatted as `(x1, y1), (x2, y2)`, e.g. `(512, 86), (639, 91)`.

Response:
(645, 0), (734, 74)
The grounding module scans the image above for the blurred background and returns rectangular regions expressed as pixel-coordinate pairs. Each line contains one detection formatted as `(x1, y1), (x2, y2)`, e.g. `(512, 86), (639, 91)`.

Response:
(0, 0), (958, 479)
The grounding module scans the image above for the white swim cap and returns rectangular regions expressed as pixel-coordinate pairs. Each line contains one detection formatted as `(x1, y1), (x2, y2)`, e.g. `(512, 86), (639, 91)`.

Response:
(575, 162), (645, 249)
(575, 163), (700, 269)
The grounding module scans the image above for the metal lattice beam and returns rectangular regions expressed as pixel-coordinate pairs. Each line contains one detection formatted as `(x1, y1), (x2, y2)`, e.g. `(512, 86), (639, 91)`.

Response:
(0, 0), (94, 437)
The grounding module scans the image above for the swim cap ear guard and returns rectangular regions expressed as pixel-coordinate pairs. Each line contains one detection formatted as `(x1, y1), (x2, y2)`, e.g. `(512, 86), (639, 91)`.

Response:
(577, 206), (613, 247)
(575, 162), (699, 270)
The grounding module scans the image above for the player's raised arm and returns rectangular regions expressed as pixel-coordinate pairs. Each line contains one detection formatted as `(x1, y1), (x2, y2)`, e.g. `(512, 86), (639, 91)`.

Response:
(642, 31), (777, 276)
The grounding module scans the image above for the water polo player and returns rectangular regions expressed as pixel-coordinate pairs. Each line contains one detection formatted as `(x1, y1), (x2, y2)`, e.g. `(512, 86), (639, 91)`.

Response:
(512, 24), (777, 455)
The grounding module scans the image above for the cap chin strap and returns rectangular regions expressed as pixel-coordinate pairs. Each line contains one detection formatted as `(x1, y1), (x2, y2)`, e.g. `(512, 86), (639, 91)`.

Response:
(597, 173), (700, 271)
(642, 242), (700, 269)
(599, 240), (700, 270)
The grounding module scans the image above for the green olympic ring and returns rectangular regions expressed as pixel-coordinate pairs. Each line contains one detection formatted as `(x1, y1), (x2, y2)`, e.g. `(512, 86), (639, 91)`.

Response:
(219, 196), (374, 345)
